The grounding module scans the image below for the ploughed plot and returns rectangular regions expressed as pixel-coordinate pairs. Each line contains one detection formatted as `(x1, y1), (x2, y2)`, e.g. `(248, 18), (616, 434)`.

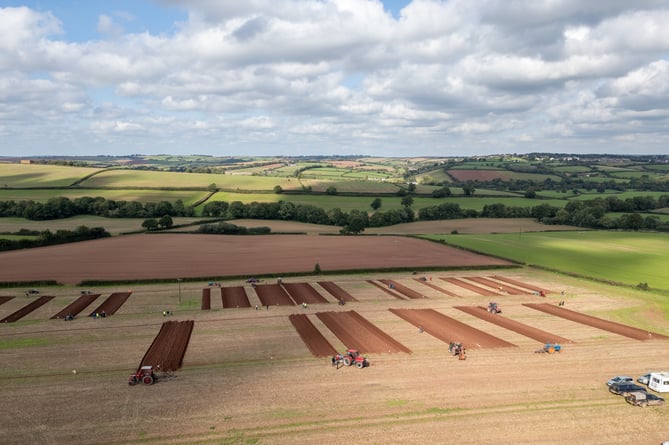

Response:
(0, 296), (15, 306)
(466, 277), (528, 295)
(282, 283), (329, 304)
(255, 283), (295, 306)
(289, 314), (338, 357)
(390, 308), (516, 349)
(88, 292), (132, 316)
(366, 280), (406, 299)
(139, 320), (195, 372)
(202, 288), (211, 310)
(523, 303), (668, 341)
(221, 286), (251, 308)
(378, 279), (427, 299)
(0, 295), (55, 323)
(413, 279), (461, 297)
(317, 281), (357, 302)
(51, 294), (100, 319)
(491, 276), (550, 294)
(455, 306), (572, 344)
(316, 310), (411, 354)
(441, 277), (500, 296)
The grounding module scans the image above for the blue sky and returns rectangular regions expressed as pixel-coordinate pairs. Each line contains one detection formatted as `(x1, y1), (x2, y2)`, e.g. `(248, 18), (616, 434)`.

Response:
(1, 0), (668, 157)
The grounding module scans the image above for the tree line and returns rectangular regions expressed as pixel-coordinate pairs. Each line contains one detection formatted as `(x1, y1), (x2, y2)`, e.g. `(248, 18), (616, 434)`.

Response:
(0, 226), (110, 252)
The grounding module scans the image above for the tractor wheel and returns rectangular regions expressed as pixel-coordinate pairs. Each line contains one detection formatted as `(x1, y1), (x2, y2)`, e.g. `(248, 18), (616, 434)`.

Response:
(356, 361), (364, 369)
(128, 376), (138, 386)
(343, 357), (352, 366)
(142, 375), (155, 385)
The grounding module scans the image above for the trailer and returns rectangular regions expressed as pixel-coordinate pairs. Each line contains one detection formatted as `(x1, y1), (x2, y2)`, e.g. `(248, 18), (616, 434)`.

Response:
(648, 371), (669, 393)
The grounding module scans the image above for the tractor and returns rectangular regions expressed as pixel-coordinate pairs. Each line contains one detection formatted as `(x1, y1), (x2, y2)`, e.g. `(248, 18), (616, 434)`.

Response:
(331, 349), (369, 369)
(535, 343), (561, 354)
(487, 302), (501, 314)
(448, 342), (466, 360)
(128, 365), (157, 385)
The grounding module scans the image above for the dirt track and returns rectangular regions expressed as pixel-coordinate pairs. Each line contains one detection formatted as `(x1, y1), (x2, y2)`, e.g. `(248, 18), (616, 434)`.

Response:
(524, 303), (669, 340)
(378, 279), (427, 299)
(467, 276), (528, 295)
(0, 296), (54, 323)
(282, 283), (329, 304)
(51, 294), (100, 319)
(366, 280), (406, 299)
(255, 283), (295, 306)
(0, 296), (14, 305)
(492, 275), (550, 294)
(289, 314), (337, 357)
(140, 320), (195, 372)
(413, 278), (461, 297)
(442, 277), (501, 296)
(317, 281), (356, 302)
(201, 288), (211, 310)
(220, 286), (251, 308)
(88, 292), (132, 316)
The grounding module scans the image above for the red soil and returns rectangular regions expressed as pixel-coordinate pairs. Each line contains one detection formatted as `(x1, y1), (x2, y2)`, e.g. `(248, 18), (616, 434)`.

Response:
(390, 308), (516, 349)
(316, 311), (411, 354)
(455, 306), (572, 344)
(220, 286), (251, 308)
(0, 296), (15, 305)
(282, 283), (329, 304)
(51, 294), (100, 319)
(366, 280), (406, 299)
(378, 279), (427, 299)
(88, 292), (132, 316)
(289, 314), (338, 357)
(0, 295), (55, 323)
(466, 277), (528, 295)
(441, 277), (500, 296)
(201, 288), (211, 310)
(140, 320), (195, 372)
(491, 276), (550, 294)
(523, 303), (669, 341)
(413, 279), (461, 297)
(317, 281), (357, 302)
(255, 283), (295, 306)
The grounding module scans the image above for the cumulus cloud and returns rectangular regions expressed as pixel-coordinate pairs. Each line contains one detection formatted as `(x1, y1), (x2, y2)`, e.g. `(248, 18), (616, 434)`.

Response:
(1, 0), (669, 155)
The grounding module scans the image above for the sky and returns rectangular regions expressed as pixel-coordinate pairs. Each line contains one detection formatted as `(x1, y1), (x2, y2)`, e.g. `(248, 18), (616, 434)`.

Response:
(1, 0), (669, 158)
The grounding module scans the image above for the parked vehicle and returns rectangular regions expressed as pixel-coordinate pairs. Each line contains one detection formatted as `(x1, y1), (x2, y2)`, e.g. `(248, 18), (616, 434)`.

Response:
(638, 373), (651, 385)
(648, 372), (669, 393)
(624, 391), (665, 407)
(606, 375), (633, 387)
(609, 382), (647, 396)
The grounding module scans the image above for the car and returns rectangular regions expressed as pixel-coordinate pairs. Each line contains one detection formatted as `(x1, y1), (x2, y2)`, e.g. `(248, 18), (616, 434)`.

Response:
(609, 382), (647, 396)
(607, 375), (634, 387)
(638, 373), (651, 385)
(625, 391), (665, 407)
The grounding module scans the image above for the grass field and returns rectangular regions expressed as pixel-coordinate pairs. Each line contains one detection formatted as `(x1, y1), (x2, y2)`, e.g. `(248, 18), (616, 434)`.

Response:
(422, 231), (669, 294)
(0, 164), (103, 187)
(0, 189), (210, 206)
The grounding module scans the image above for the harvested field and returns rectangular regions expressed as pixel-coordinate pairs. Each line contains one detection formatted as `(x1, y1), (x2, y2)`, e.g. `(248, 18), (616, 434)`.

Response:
(282, 282), (329, 304)
(466, 276), (528, 295)
(255, 283), (295, 306)
(317, 281), (357, 302)
(390, 308), (516, 349)
(88, 292), (132, 316)
(366, 280), (406, 299)
(220, 286), (251, 308)
(442, 277), (500, 296)
(50, 294), (100, 319)
(0, 296), (14, 305)
(524, 303), (669, 340)
(492, 275), (549, 294)
(289, 314), (337, 357)
(413, 278), (461, 297)
(0, 295), (54, 323)
(0, 234), (513, 284)
(201, 288), (211, 310)
(139, 320), (195, 372)
(316, 310), (411, 354)
(455, 306), (572, 344)
(378, 279), (427, 299)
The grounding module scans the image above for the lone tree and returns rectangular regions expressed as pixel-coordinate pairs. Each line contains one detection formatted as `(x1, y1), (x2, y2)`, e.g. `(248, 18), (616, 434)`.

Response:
(370, 198), (382, 210)
(401, 195), (414, 208)
(159, 214), (174, 229)
(142, 218), (159, 231)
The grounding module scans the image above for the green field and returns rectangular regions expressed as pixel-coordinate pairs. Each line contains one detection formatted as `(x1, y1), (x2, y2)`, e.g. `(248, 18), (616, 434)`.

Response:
(421, 231), (669, 293)
(0, 164), (103, 187)
(0, 189), (209, 206)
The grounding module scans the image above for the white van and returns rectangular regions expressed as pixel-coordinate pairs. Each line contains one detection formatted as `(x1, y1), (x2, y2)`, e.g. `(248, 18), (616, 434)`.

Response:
(648, 372), (669, 393)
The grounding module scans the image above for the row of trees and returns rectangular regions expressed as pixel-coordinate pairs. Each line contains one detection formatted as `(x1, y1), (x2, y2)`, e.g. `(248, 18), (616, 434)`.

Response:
(0, 226), (110, 252)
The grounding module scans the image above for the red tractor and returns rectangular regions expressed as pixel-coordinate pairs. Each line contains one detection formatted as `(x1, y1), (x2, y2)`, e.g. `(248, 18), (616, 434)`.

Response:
(331, 349), (369, 369)
(128, 365), (157, 385)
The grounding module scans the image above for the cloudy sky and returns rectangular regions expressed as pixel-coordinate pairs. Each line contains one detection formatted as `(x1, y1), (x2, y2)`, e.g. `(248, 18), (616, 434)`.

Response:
(1, 0), (669, 157)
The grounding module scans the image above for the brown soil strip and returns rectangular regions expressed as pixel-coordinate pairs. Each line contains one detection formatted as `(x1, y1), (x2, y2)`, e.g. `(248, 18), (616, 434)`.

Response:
(441, 277), (500, 296)
(455, 306), (572, 344)
(282, 283), (329, 304)
(316, 310), (411, 354)
(0, 296), (15, 305)
(413, 279), (461, 297)
(317, 281), (357, 302)
(289, 314), (337, 357)
(523, 303), (669, 340)
(221, 286), (251, 308)
(51, 294), (100, 319)
(390, 308), (516, 349)
(466, 277), (528, 295)
(491, 276), (550, 294)
(88, 292), (132, 316)
(201, 288), (211, 310)
(378, 279), (427, 299)
(0, 296), (55, 323)
(139, 320), (195, 372)
(366, 280), (406, 299)
(255, 283), (296, 306)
